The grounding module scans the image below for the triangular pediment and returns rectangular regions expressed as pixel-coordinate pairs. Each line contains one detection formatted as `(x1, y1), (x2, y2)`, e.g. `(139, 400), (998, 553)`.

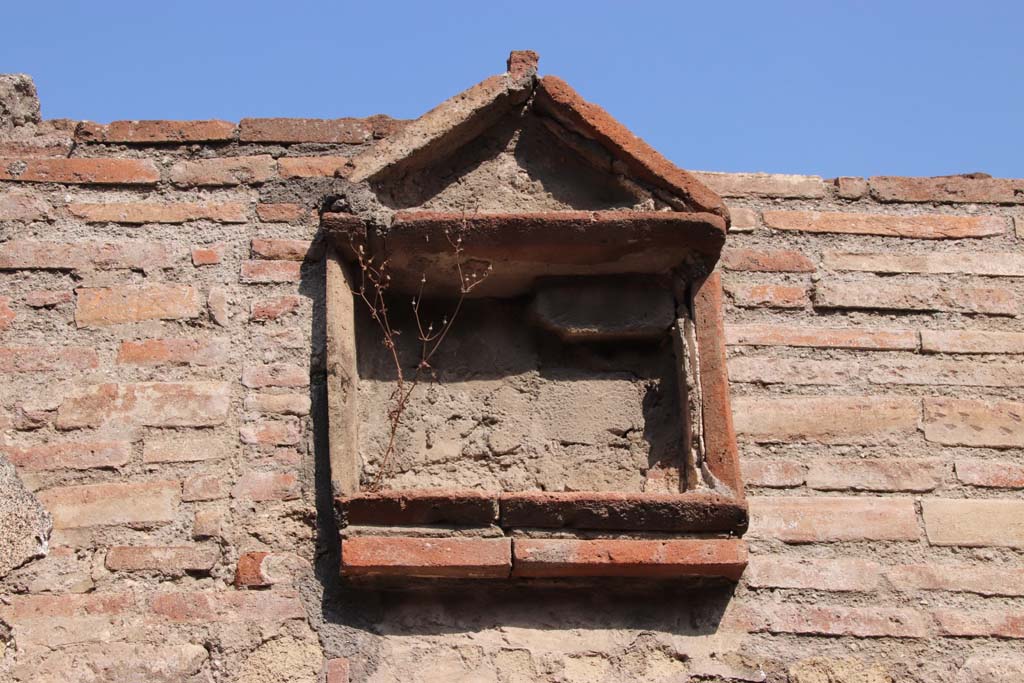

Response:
(332, 52), (730, 297)
(346, 52), (729, 222)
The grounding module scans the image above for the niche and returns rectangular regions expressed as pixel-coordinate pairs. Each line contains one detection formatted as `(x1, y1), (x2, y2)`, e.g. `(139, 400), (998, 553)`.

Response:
(324, 52), (746, 581)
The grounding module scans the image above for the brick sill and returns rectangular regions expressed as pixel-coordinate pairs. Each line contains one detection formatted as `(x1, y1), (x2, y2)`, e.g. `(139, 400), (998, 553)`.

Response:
(337, 488), (748, 534)
(337, 489), (748, 581)
(340, 536), (747, 581)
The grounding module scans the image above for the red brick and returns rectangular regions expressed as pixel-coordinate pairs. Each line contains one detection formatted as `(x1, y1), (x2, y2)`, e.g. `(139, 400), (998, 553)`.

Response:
(56, 381), (231, 429)
(77, 119), (236, 143)
(0, 296), (12, 329)
(921, 329), (1024, 354)
(806, 459), (946, 492)
(105, 545), (219, 572)
(692, 171), (826, 198)
(0, 189), (52, 220)
(887, 563), (1024, 597)
(242, 363), (309, 388)
(232, 471), (299, 501)
(75, 284), (201, 327)
(870, 358), (1024, 387)
(0, 134), (74, 158)
(80, 241), (177, 270)
(251, 238), (315, 261)
(1, 240), (177, 271)
(207, 287), (229, 326)
(240, 418), (301, 446)
(956, 459), (1024, 488)
(923, 397), (1024, 448)
(168, 155), (275, 186)
(764, 210), (1005, 238)
(1, 440), (130, 470)
(69, 201), (247, 224)
(749, 496), (919, 543)
(182, 473), (229, 502)
(240, 117), (372, 143)
(933, 609), (1024, 638)
(733, 396), (920, 444)
(117, 337), (228, 366)
(340, 490), (499, 527)
(149, 590), (306, 623)
(721, 248), (814, 273)
(870, 175), (1024, 204)
(257, 202), (312, 223)
(746, 556), (881, 592)
(728, 357), (861, 385)
(278, 156), (349, 178)
(190, 243), (225, 266)
(725, 282), (809, 308)
(38, 480), (180, 528)
(342, 536), (511, 578)
(834, 176), (868, 199)
(0, 157), (160, 184)
(725, 324), (917, 351)
(746, 604), (926, 638)
(815, 278), (1017, 316)
(1, 593), (135, 619)
(251, 295), (303, 321)
(742, 460), (806, 488)
(193, 508), (223, 539)
(511, 538), (747, 579)
(923, 499), (1024, 548)
(236, 551), (309, 588)
(244, 393), (311, 416)
(25, 289), (72, 307)
(234, 551), (271, 587)
(823, 251), (1024, 276)
(0, 345), (98, 373)
(726, 206), (758, 232)
(240, 259), (302, 283)
(325, 658), (351, 683)
(500, 490), (746, 533)
(532, 76), (723, 218)
(143, 435), (229, 463)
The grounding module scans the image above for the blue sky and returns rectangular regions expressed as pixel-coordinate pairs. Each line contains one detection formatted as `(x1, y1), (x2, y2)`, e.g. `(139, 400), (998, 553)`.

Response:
(2, 1), (1021, 178)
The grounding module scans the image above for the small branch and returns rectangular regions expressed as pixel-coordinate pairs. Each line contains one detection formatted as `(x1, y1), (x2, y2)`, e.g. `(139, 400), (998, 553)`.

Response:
(349, 213), (489, 491)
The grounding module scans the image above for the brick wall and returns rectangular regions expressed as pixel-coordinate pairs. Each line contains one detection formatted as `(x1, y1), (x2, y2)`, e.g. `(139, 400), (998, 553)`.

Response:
(2, 74), (1023, 682)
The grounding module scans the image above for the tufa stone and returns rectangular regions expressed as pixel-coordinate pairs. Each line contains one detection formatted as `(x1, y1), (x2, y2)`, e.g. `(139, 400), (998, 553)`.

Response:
(0, 74), (41, 129)
(0, 455), (52, 577)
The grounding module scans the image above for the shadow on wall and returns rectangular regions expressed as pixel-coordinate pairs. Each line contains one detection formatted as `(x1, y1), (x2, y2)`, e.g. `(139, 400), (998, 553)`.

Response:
(296, 222), (739, 681)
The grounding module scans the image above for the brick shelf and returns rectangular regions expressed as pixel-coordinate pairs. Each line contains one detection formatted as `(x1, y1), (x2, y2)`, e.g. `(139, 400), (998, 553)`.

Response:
(341, 536), (747, 580)
(337, 489), (747, 533)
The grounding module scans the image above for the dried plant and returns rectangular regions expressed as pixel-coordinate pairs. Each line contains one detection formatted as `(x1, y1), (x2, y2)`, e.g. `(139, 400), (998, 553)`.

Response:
(352, 219), (490, 491)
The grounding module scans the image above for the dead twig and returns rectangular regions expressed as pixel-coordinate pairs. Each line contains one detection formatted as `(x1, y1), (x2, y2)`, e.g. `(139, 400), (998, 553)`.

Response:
(351, 215), (490, 491)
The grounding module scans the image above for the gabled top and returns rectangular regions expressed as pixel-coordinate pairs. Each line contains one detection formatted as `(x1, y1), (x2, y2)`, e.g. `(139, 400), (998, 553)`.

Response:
(345, 51), (729, 224)
(333, 52), (731, 297)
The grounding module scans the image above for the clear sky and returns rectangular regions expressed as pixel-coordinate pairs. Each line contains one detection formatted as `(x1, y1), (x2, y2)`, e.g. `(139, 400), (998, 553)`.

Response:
(2, 1), (1021, 178)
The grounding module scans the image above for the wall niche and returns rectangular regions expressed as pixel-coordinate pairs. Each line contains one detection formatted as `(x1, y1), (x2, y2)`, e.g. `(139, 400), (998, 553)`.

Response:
(324, 52), (747, 582)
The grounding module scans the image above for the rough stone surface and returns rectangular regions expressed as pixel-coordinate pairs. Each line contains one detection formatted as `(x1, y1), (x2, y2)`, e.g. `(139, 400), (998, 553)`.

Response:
(0, 74), (41, 129)
(530, 280), (675, 341)
(0, 456), (51, 577)
(234, 633), (323, 683)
